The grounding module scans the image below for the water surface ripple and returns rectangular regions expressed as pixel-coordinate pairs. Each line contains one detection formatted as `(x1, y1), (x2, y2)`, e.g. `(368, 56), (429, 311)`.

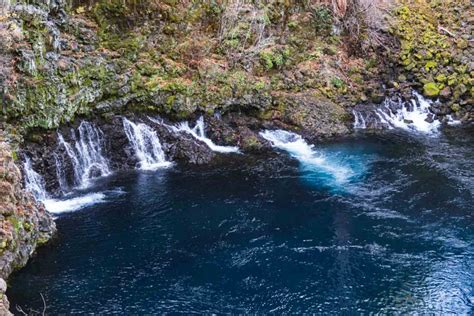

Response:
(8, 127), (474, 314)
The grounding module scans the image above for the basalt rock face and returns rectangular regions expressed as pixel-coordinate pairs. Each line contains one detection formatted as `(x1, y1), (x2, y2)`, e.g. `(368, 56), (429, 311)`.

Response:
(21, 112), (275, 196)
(0, 135), (56, 315)
(21, 98), (353, 199)
(263, 94), (351, 141)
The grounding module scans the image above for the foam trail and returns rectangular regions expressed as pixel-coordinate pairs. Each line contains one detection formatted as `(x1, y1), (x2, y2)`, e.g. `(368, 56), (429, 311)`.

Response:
(260, 130), (356, 184)
(123, 118), (172, 170)
(172, 116), (240, 153)
(43, 193), (106, 214)
(43, 188), (126, 214)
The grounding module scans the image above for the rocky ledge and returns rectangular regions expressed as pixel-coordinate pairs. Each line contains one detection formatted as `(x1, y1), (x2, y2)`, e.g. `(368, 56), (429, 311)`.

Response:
(0, 134), (56, 315)
(22, 94), (350, 196)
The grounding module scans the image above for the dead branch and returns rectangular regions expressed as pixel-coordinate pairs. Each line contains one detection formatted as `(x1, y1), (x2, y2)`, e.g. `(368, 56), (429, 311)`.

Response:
(438, 26), (456, 38)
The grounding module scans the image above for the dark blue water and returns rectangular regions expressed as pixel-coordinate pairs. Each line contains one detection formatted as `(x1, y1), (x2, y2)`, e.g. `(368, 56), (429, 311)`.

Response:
(8, 128), (474, 314)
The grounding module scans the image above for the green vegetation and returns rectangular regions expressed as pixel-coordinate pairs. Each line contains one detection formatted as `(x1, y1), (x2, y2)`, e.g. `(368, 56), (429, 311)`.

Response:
(3, 0), (471, 131)
(392, 0), (472, 107)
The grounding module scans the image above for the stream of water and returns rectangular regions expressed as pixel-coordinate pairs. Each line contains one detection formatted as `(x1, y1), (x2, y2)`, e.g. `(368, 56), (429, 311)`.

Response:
(9, 124), (474, 314)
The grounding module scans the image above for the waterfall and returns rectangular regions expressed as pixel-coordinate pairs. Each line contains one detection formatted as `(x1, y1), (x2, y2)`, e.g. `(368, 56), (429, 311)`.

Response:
(57, 121), (111, 188)
(53, 153), (69, 194)
(23, 156), (48, 201)
(122, 118), (171, 170)
(353, 110), (367, 129)
(260, 130), (363, 186)
(23, 153), (120, 214)
(446, 115), (462, 126)
(172, 116), (240, 153)
(353, 92), (440, 133)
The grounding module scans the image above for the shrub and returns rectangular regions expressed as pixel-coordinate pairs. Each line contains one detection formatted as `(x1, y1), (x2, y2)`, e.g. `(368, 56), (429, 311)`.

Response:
(310, 6), (333, 36)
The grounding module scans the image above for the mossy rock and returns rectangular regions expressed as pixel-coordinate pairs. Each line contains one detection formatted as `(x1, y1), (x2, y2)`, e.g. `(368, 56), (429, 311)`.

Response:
(423, 82), (440, 97)
(435, 74), (447, 83)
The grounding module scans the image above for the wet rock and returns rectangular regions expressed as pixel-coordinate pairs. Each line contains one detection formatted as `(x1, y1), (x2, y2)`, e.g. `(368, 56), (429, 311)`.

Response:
(440, 87), (452, 100)
(370, 92), (385, 104)
(165, 135), (215, 165)
(425, 114), (435, 123)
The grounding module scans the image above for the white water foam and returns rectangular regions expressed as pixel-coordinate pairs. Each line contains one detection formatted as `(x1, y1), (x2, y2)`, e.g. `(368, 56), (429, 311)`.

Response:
(23, 156), (111, 214)
(171, 116), (240, 153)
(43, 188), (126, 214)
(260, 130), (356, 185)
(43, 193), (106, 214)
(123, 118), (172, 170)
(354, 92), (441, 133)
(446, 115), (462, 126)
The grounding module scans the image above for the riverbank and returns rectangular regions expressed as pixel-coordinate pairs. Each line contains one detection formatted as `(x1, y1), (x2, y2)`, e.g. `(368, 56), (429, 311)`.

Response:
(0, 134), (56, 315)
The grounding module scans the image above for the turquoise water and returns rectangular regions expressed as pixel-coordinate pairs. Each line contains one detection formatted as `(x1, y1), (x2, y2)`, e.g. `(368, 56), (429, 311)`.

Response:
(8, 127), (474, 314)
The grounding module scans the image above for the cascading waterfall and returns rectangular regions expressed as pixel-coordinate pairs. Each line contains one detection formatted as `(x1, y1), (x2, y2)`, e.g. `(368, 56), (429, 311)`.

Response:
(123, 118), (171, 170)
(260, 130), (364, 188)
(353, 92), (441, 133)
(57, 121), (111, 188)
(22, 122), (115, 214)
(353, 110), (367, 129)
(53, 153), (69, 194)
(169, 116), (240, 153)
(23, 156), (48, 201)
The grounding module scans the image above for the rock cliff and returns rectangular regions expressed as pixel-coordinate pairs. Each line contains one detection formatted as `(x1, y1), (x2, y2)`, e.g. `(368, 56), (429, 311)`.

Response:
(0, 134), (56, 315)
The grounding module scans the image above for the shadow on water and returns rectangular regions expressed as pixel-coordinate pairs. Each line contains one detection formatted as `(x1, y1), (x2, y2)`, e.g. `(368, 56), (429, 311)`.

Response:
(7, 127), (474, 314)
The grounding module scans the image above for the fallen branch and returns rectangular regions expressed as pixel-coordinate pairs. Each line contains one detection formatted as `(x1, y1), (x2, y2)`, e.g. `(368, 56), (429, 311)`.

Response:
(40, 293), (47, 316)
(438, 26), (456, 38)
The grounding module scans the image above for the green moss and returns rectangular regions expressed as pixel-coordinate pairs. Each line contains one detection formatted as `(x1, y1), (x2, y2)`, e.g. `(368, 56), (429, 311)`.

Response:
(450, 103), (460, 112)
(436, 74), (447, 83)
(259, 47), (290, 71)
(331, 77), (344, 89)
(254, 81), (266, 91)
(241, 135), (261, 149)
(9, 217), (23, 234)
(23, 221), (33, 232)
(425, 61), (437, 71)
(310, 6), (333, 36)
(37, 236), (50, 245)
(423, 82), (440, 97)
(394, 2), (472, 102)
